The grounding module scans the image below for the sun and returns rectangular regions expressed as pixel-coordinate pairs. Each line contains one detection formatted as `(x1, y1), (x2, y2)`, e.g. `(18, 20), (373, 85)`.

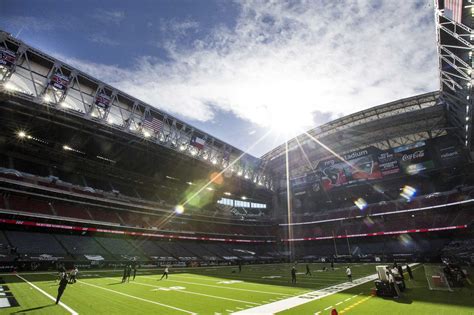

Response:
(267, 106), (313, 137)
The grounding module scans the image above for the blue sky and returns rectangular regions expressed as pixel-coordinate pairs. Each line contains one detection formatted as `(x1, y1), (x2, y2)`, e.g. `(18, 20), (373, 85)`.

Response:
(0, 0), (438, 156)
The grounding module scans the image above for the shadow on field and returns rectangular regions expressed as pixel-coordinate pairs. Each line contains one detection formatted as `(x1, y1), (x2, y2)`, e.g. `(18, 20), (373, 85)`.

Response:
(379, 296), (413, 304)
(10, 304), (54, 313)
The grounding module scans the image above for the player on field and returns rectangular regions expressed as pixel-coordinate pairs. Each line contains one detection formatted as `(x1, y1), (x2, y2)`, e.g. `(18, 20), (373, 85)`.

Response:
(331, 260), (334, 271)
(121, 265), (128, 283)
(56, 273), (69, 304)
(69, 266), (78, 284)
(238, 260), (242, 273)
(126, 264), (132, 282)
(160, 266), (169, 280)
(291, 266), (297, 284)
(133, 264), (138, 280)
(406, 264), (413, 280)
(346, 266), (352, 282)
(305, 264), (312, 276)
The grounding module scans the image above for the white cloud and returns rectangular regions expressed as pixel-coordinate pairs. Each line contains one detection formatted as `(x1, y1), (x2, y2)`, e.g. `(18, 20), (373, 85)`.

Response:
(88, 33), (119, 46)
(59, 0), (438, 138)
(91, 9), (125, 25)
(160, 18), (199, 37)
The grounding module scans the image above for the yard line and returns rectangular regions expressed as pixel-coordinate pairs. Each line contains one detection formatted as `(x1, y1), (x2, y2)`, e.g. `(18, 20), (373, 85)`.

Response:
(77, 280), (196, 314)
(15, 274), (78, 315)
(324, 305), (333, 311)
(132, 280), (261, 305)
(335, 301), (342, 305)
(141, 276), (292, 296)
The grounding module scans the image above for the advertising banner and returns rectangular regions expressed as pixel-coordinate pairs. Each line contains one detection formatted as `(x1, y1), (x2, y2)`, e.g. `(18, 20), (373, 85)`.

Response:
(315, 148), (382, 191)
(394, 141), (434, 175)
(50, 72), (70, 91)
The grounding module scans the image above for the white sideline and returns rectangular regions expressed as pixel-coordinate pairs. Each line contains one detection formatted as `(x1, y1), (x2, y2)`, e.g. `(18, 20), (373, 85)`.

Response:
(15, 274), (78, 315)
(78, 280), (196, 314)
(232, 264), (418, 315)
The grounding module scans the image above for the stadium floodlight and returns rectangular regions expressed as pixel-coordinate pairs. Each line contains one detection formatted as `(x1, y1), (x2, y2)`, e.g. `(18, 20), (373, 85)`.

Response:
(174, 205), (184, 214)
(143, 130), (151, 138)
(60, 102), (69, 108)
(241, 196), (247, 200)
(237, 170), (243, 176)
(17, 131), (27, 139)
(63, 145), (72, 151)
(186, 182), (193, 185)
(179, 144), (187, 151)
(211, 157), (218, 165)
(244, 174), (249, 179)
(4, 82), (17, 91)
(42, 94), (52, 103)
(224, 192), (232, 196)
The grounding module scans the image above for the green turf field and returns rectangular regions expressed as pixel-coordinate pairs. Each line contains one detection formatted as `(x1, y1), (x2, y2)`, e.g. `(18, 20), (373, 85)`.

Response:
(0, 263), (472, 314)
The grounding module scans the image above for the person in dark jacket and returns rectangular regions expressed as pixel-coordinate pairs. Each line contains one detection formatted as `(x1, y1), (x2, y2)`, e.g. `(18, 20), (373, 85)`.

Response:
(305, 264), (312, 276)
(291, 266), (297, 284)
(133, 264), (138, 281)
(406, 264), (414, 280)
(397, 265), (404, 280)
(121, 265), (128, 283)
(56, 274), (69, 304)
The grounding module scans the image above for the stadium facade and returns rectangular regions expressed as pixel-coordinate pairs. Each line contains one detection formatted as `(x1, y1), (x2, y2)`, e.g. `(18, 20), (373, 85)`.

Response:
(0, 0), (472, 271)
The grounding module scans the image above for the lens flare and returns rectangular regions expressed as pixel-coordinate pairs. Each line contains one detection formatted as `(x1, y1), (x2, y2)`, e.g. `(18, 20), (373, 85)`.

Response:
(400, 185), (416, 200)
(354, 198), (367, 210)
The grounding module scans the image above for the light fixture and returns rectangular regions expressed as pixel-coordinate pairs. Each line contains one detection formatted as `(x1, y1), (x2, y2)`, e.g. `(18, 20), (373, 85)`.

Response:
(224, 192), (232, 196)
(4, 82), (17, 91)
(17, 131), (27, 139)
(63, 145), (72, 151)
(174, 205), (184, 214)
(43, 94), (52, 103)
(241, 196), (247, 200)
(206, 187), (214, 191)
(211, 158), (218, 165)
(186, 182), (193, 185)
(60, 102), (69, 108)
(143, 130), (151, 138)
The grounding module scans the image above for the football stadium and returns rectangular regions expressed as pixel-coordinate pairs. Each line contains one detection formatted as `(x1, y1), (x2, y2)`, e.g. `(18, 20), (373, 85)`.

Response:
(0, 0), (473, 314)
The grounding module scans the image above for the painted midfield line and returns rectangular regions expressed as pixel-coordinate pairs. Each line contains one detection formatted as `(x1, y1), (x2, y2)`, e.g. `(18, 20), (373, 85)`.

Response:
(78, 280), (196, 314)
(15, 274), (79, 315)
